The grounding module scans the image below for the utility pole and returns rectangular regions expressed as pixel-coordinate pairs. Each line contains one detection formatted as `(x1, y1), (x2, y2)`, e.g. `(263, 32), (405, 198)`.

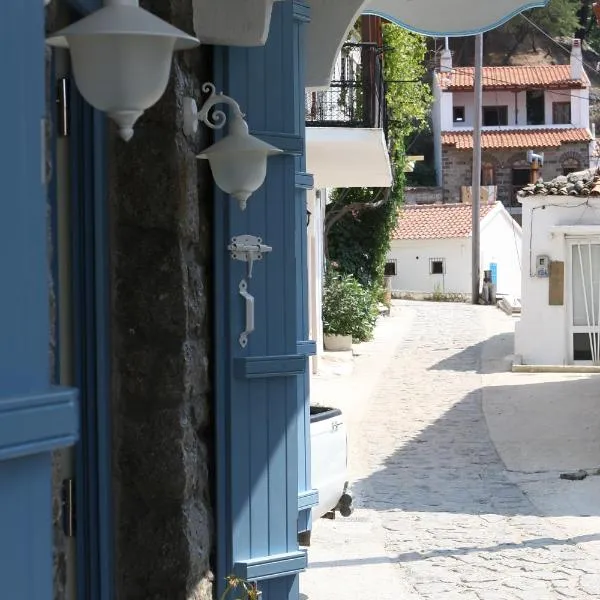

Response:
(471, 33), (483, 305)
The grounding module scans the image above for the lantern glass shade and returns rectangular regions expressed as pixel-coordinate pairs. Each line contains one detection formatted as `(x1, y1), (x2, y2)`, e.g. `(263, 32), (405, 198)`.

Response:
(198, 132), (282, 210)
(47, 2), (199, 141)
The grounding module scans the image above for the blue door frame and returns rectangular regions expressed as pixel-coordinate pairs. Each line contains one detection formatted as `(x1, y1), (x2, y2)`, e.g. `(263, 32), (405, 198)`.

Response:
(68, 78), (114, 600)
(48, 1), (113, 597)
(0, 2), (79, 598)
(213, 2), (315, 598)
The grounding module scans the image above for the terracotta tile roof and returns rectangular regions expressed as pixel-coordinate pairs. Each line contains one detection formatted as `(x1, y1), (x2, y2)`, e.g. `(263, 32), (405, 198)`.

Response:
(441, 128), (591, 150)
(438, 65), (588, 91)
(391, 203), (497, 240)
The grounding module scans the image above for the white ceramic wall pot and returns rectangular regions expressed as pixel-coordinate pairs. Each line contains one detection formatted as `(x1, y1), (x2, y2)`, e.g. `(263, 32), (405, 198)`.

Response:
(323, 334), (353, 352)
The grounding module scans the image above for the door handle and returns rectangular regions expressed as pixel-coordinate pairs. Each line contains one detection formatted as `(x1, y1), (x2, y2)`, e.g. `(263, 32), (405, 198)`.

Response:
(238, 279), (254, 348)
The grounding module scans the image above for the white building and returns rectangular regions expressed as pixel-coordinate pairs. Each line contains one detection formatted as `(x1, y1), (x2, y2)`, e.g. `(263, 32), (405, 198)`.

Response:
(386, 202), (522, 298)
(431, 40), (593, 221)
(515, 169), (600, 365)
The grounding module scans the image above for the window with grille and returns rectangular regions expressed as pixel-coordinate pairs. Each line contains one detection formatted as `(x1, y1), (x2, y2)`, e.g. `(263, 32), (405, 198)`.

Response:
(552, 101), (571, 125)
(430, 258), (445, 274)
(384, 261), (397, 276)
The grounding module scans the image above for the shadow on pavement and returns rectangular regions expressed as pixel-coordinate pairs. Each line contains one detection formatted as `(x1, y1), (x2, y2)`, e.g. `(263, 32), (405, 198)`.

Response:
(428, 332), (514, 374)
(306, 532), (600, 569)
(352, 375), (600, 517)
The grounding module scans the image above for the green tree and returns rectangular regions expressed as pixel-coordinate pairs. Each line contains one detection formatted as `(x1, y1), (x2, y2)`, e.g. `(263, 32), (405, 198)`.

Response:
(326, 21), (431, 291)
(382, 21), (432, 162)
(500, 0), (580, 60)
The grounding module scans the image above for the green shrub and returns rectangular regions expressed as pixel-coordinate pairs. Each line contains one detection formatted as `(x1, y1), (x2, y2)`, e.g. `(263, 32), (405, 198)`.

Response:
(322, 269), (378, 341)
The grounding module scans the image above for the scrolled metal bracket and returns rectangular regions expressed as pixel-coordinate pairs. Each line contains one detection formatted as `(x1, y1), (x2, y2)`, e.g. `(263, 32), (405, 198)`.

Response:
(183, 82), (245, 137)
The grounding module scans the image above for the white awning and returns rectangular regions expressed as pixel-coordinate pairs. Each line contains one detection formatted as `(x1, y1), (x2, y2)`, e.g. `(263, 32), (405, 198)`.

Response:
(306, 127), (393, 189)
(192, 0), (283, 46)
(307, 0), (549, 88)
(364, 0), (549, 37)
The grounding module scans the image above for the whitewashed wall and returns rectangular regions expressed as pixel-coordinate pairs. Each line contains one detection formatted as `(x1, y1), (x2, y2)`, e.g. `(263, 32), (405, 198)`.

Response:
(480, 208), (522, 298)
(515, 195), (600, 365)
(387, 237), (471, 294)
(307, 187), (326, 373)
(441, 88), (589, 130)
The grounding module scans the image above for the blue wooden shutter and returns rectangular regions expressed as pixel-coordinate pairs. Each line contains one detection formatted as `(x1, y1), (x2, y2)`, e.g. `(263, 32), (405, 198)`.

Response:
(0, 3), (79, 599)
(213, 2), (313, 599)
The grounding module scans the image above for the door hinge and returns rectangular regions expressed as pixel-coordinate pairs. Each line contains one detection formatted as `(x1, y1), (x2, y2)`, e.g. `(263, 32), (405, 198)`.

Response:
(62, 478), (76, 537)
(56, 77), (70, 138)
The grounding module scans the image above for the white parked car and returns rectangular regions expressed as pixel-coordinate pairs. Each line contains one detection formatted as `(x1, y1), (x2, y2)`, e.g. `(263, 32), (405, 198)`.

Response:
(309, 405), (353, 521)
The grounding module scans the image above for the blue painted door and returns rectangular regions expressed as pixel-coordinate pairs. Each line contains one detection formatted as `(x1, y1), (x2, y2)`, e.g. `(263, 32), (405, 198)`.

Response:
(48, 0), (114, 593)
(213, 1), (315, 598)
(0, 2), (79, 599)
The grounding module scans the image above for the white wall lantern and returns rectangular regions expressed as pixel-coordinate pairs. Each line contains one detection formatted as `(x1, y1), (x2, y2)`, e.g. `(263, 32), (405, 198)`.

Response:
(46, 0), (199, 141)
(183, 83), (283, 210)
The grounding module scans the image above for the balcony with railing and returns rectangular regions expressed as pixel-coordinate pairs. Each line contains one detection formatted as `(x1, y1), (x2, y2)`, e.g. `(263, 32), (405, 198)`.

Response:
(305, 43), (387, 131)
(304, 42), (393, 190)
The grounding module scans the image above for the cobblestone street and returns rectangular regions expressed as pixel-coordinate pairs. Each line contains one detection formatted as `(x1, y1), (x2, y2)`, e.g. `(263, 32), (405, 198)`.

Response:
(302, 301), (600, 600)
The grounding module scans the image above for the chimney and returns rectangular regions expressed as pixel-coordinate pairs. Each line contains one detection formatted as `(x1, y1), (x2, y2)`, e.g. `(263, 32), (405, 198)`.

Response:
(571, 38), (583, 80)
(440, 49), (452, 73)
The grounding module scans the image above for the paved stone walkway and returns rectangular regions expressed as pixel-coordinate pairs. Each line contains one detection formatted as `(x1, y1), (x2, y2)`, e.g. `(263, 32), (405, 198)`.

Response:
(302, 301), (600, 600)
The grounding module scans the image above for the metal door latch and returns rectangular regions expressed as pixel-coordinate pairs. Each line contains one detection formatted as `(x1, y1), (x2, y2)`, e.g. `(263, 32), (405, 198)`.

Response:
(228, 235), (272, 279)
(228, 235), (272, 347)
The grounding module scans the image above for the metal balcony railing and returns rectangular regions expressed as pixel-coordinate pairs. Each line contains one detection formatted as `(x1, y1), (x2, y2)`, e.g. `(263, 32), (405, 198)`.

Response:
(305, 43), (388, 131)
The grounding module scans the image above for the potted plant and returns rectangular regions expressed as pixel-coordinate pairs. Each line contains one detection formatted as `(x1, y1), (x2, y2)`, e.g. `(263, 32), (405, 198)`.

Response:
(322, 268), (378, 351)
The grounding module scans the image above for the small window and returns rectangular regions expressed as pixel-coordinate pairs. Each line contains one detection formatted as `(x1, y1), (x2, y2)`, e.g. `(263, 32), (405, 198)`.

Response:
(482, 106), (508, 126)
(526, 90), (545, 125)
(384, 261), (397, 276)
(552, 101), (571, 125)
(453, 106), (465, 123)
(430, 258), (445, 275)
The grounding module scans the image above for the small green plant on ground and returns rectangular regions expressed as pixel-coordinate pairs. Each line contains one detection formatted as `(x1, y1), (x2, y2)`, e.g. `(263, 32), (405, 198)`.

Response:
(322, 267), (379, 342)
(425, 283), (467, 303)
(220, 575), (261, 600)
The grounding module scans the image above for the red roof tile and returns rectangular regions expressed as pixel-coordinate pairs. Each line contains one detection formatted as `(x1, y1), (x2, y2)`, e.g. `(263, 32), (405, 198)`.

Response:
(441, 128), (591, 150)
(391, 203), (497, 240)
(438, 65), (588, 91)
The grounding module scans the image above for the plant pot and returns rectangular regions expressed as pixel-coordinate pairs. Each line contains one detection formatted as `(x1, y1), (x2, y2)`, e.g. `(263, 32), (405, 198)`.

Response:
(324, 334), (352, 352)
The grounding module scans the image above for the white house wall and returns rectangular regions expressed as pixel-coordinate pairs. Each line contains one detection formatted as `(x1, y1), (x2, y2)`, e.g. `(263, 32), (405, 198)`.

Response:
(480, 209), (522, 298)
(443, 89), (589, 130)
(307, 187), (326, 372)
(387, 238), (472, 295)
(515, 196), (600, 365)
(432, 78), (445, 186)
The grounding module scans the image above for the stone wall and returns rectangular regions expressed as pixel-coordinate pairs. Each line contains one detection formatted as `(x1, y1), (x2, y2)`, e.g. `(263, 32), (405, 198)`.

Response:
(404, 187), (443, 205)
(109, 1), (214, 599)
(441, 142), (590, 205)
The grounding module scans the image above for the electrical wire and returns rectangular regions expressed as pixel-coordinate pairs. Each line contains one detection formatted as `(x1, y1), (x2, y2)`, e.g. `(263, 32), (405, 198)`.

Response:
(519, 14), (600, 76)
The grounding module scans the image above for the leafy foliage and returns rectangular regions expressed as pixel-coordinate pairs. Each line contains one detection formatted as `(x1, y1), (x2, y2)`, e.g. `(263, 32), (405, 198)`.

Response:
(382, 22), (432, 160)
(220, 576), (261, 600)
(326, 21), (431, 293)
(322, 269), (379, 341)
(327, 178), (404, 289)
(499, 0), (581, 57)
